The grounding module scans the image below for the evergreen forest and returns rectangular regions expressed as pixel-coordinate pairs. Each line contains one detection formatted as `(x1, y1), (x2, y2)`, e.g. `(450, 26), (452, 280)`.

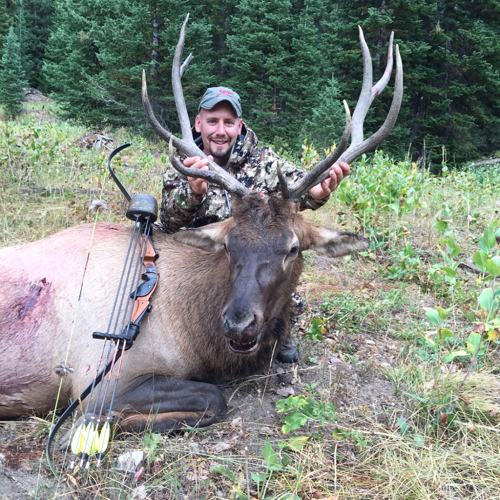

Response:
(1, 0), (500, 166)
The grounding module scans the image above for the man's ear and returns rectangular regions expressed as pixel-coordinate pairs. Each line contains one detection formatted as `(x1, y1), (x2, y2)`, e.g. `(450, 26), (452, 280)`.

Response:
(195, 114), (202, 133)
(309, 226), (369, 258)
(170, 218), (235, 251)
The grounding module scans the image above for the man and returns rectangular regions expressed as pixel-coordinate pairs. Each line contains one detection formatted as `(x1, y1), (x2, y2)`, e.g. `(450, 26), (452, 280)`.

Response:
(160, 87), (349, 362)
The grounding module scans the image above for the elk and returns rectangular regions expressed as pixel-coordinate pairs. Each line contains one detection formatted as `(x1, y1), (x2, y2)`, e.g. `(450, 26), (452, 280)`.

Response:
(0, 15), (402, 436)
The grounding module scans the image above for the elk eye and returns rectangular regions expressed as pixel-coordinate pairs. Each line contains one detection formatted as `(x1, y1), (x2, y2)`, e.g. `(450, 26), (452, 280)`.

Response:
(287, 246), (299, 257)
(223, 242), (229, 253)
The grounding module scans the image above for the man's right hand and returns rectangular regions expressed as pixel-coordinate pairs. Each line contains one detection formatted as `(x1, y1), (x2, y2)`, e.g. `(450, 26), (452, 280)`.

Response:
(184, 156), (213, 195)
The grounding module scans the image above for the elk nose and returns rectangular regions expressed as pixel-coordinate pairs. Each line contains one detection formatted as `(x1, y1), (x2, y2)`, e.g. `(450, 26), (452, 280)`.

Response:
(223, 311), (256, 340)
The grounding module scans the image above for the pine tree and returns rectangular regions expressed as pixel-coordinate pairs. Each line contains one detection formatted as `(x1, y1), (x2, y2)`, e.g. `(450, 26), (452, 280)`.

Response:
(325, 0), (500, 165)
(19, 0), (54, 90)
(222, 0), (330, 149)
(0, 26), (26, 117)
(0, 0), (11, 50)
(305, 74), (345, 148)
(43, 0), (213, 130)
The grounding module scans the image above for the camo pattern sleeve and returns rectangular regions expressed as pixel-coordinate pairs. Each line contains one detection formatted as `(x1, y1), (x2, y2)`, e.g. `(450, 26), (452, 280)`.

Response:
(159, 123), (330, 232)
(252, 145), (330, 211)
(159, 168), (210, 234)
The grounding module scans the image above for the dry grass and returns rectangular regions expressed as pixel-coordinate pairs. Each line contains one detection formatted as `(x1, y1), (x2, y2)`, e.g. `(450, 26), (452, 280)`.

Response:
(1, 116), (500, 499)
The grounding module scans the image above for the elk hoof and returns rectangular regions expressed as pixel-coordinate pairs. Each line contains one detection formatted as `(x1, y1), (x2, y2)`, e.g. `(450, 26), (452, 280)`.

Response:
(277, 336), (298, 363)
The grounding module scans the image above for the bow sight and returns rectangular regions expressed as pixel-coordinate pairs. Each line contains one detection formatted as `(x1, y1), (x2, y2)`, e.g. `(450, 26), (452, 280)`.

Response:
(46, 143), (160, 476)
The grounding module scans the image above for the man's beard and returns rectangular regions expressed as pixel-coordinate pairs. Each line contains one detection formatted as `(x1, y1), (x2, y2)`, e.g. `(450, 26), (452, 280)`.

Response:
(207, 137), (233, 159)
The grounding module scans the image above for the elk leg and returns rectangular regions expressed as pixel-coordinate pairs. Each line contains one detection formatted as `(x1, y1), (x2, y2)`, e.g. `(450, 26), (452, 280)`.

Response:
(113, 376), (227, 432)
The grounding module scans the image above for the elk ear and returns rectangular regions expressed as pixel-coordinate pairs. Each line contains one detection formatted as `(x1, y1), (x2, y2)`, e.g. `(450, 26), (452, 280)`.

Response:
(311, 227), (369, 258)
(171, 218), (235, 251)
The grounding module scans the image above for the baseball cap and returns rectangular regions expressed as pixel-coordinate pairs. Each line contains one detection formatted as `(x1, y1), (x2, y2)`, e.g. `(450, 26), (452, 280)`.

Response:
(198, 87), (242, 117)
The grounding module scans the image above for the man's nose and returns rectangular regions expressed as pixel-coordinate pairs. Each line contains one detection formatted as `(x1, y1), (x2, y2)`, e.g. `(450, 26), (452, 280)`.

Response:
(215, 120), (225, 135)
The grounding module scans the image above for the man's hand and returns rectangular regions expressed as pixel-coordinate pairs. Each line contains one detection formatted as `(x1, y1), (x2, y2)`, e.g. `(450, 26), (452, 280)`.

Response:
(184, 156), (214, 196)
(310, 161), (350, 200)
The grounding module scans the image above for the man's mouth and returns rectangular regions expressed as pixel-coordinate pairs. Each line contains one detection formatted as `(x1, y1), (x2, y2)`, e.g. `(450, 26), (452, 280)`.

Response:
(211, 139), (228, 147)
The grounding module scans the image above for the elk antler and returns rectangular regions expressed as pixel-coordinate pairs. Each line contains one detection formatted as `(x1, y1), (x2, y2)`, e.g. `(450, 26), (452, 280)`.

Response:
(280, 29), (403, 201)
(141, 14), (250, 198)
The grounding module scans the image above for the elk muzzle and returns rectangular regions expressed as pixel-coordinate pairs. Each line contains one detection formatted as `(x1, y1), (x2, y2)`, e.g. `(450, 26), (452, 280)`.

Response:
(222, 302), (266, 355)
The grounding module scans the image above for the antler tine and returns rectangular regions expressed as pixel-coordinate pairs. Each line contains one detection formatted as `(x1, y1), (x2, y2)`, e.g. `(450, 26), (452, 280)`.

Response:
(276, 162), (291, 199)
(168, 138), (249, 198)
(372, 32), (394, 100)
(172, 14), (194, 143)
(180, 53), (193, 78)
(347, 28), (399, 155)
(280, 30), (402, 201)
(142, 69), (200, 157)
(142, 17), (251, 198)
(350, 26), (374, 146)
(280, 101), (351, 201)
(340, 43), (403, 164)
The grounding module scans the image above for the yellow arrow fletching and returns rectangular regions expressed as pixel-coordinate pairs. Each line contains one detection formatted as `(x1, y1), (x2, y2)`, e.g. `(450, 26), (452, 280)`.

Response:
(71, 423), (93, 454)
(70, 426), (84, 454)
(85, 424), (98, 454)
(93, 424), (110, 454)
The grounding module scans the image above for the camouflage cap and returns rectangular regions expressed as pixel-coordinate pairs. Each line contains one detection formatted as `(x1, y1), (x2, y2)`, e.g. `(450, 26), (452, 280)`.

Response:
(198, 87), (242, 117)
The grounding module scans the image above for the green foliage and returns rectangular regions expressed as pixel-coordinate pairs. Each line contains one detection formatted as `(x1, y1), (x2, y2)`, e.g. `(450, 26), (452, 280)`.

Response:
(43, 0), (213, 129)
(330, 0), (500, 166)
(143, 431), (162, 463)
(305, 74), (345, 148)
(0, 0), (11, 51)
(385, 242), (422, 281)
(336, 152), (429, 240)
(419, 222), (500, 366)
(332, 427), (372, 451)
(305, 317), (325, 342)
(0, 26), (26, 118)
(428, 228), (465, 295)
(19, 0), (54, 90)
(1, 0), (499, 166)
(276, 394), (336, 434)
(211, 438), (297, 499)
(223, 0), (329, 149)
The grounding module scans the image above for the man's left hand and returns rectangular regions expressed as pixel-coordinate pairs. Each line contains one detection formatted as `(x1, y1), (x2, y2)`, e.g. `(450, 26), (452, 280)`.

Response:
(310, 162), (350, 199)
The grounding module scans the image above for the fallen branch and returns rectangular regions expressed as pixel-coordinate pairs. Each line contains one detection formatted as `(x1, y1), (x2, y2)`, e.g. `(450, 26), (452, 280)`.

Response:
(469, 157), (500, 167)
(19, 186), (119, 197)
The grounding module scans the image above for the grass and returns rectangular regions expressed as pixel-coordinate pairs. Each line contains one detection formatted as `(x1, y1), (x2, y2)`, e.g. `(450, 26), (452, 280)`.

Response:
(1, 113), (500, 499)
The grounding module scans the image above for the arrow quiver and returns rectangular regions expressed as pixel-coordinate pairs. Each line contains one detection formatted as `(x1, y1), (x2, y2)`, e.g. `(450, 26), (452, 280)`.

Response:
(93, 193), (159, 350)
(46, 143), (160, 477)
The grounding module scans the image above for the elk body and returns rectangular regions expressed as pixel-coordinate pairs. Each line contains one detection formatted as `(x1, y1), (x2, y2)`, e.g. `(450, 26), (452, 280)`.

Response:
(0, 196), (368, 429)
(0, 16), (402, 432)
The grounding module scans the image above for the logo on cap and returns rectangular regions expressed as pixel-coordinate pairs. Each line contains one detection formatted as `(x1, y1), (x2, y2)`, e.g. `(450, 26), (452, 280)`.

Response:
(216, 89), (234, 98)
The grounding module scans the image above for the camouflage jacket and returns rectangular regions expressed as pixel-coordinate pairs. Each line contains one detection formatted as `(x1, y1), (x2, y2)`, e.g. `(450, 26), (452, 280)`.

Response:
(159, 122), (330, 233)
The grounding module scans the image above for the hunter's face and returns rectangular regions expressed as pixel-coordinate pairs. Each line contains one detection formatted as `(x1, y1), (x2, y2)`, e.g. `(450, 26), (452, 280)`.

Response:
(196, 102), (243, 165)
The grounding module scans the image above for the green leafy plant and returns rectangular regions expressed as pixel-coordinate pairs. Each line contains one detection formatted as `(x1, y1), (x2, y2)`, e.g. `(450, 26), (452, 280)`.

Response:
(385, 242), (422, 281)
(143, 432), (162, 463)
(211, 439), (293, 500)
(332, 427), (372, 451)
(305, 317), (326, 341)
(336, 153), (429, 242)
(276, 395), (336, 434)
(472, 224), (500, 284)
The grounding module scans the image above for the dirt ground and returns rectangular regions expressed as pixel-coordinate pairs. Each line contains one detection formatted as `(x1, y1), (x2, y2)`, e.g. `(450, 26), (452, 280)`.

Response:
(0, 308), (403, 500)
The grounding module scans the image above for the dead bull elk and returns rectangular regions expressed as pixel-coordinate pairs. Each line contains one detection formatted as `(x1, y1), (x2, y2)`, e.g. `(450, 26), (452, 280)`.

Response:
(0, 16), (402, 439)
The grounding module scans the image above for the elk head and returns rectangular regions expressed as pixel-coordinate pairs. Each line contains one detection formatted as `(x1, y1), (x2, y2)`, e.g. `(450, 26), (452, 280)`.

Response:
(142, 15), (403, 355)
